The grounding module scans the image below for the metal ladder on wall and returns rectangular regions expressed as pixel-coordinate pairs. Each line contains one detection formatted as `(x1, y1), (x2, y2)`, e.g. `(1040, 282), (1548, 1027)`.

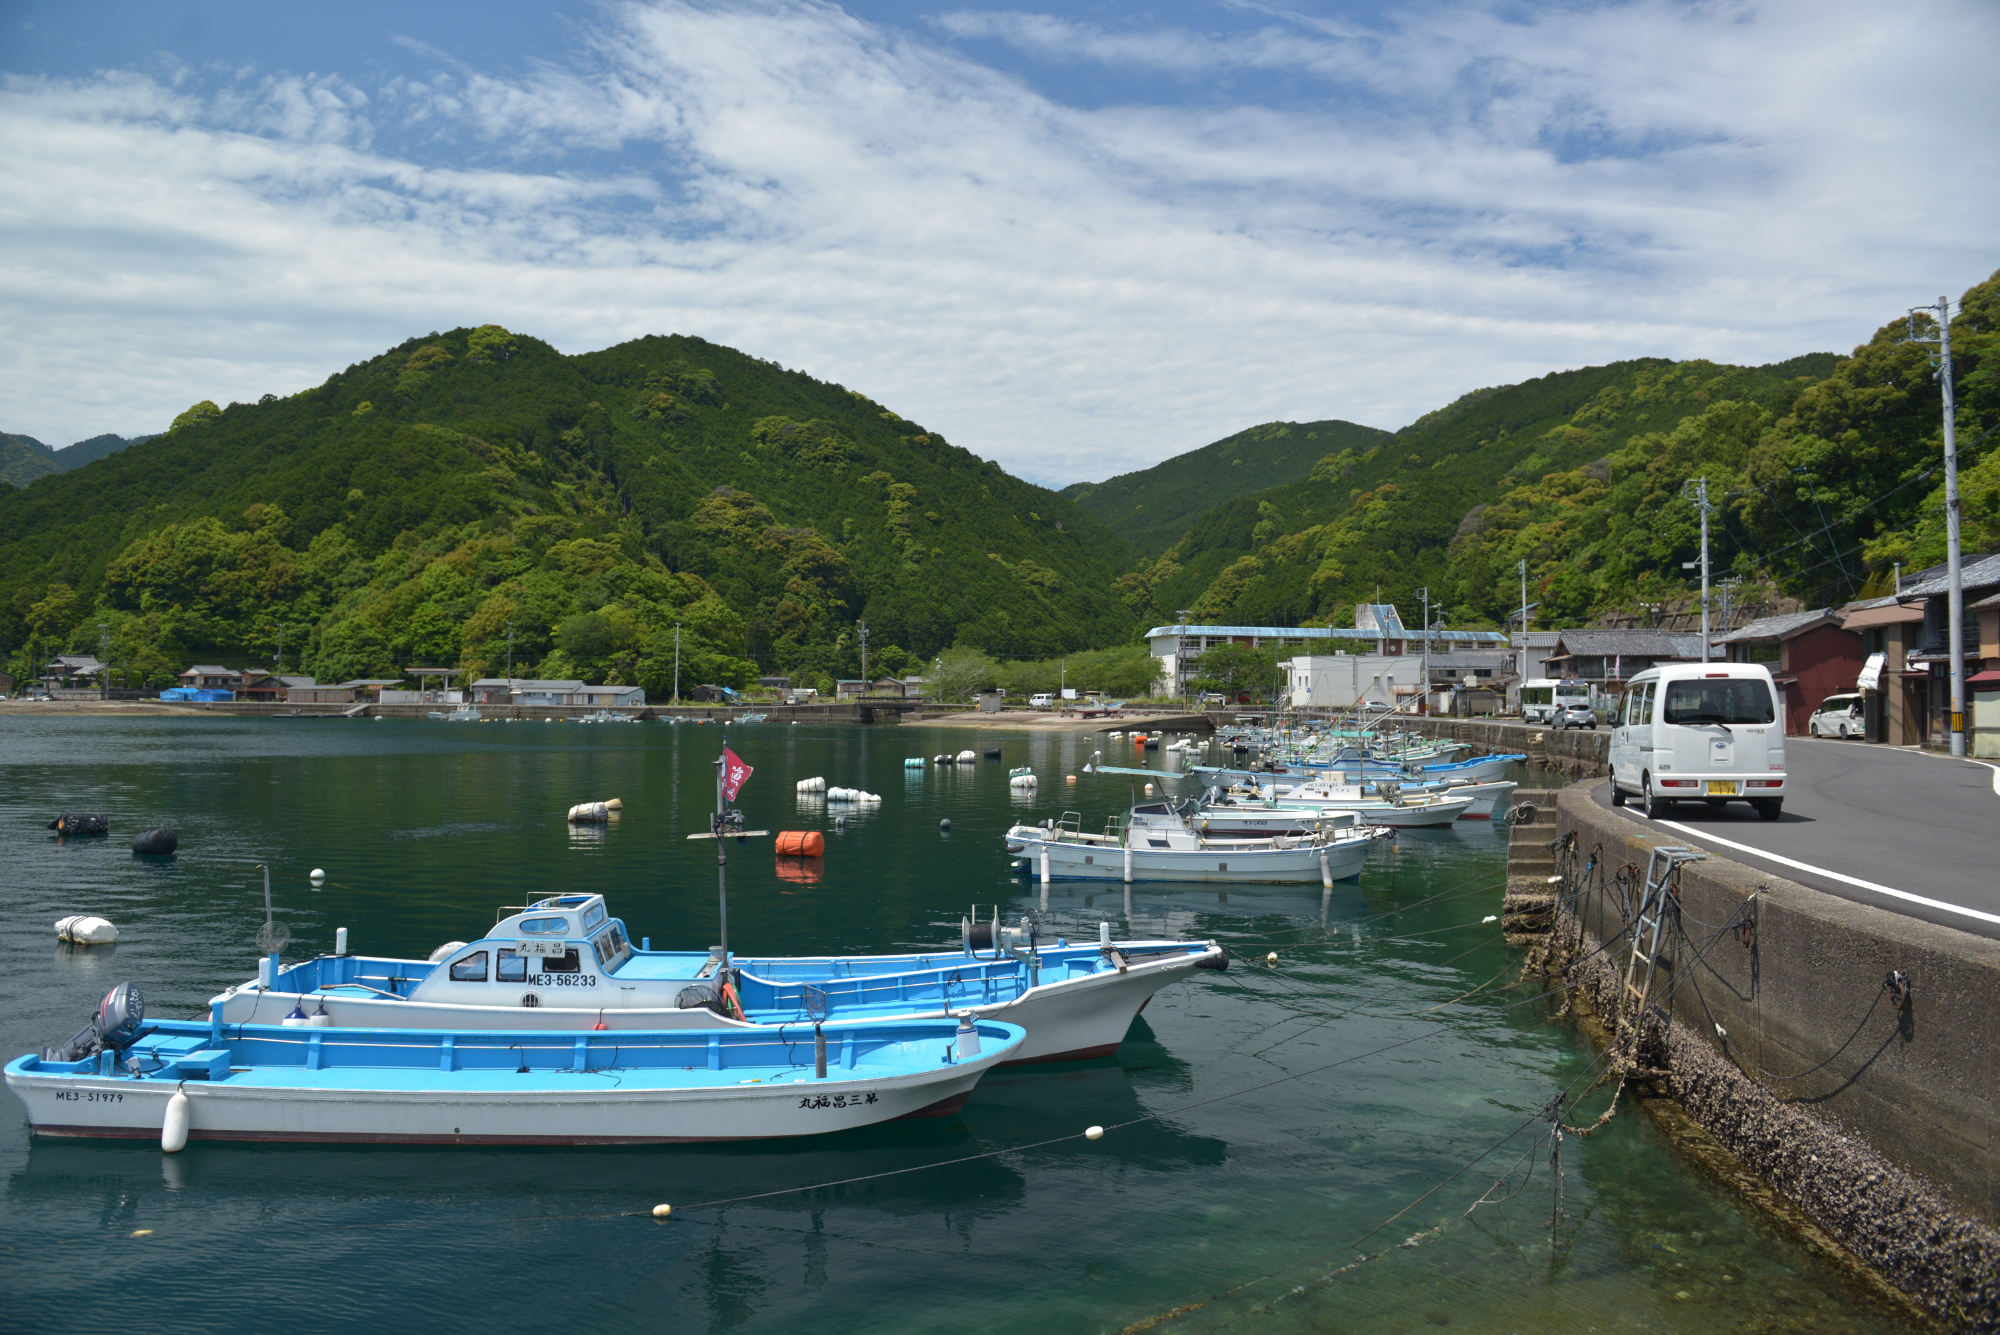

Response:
(1618, 846), (1705, 1043)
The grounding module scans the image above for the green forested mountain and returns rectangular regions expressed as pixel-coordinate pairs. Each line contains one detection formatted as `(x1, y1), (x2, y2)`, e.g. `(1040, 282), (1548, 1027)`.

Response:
(1, 431), (150, 488)
(0, 433), (61, 488)
(0, 327), (1138, 691)
(1118, 355), (1837, 628)
(1060, 418), (1391, 554)
(1123, 267), (1998, 633)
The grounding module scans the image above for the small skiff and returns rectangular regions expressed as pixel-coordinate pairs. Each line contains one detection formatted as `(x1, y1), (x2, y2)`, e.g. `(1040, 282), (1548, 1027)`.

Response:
(7, 994), (1024, 1146)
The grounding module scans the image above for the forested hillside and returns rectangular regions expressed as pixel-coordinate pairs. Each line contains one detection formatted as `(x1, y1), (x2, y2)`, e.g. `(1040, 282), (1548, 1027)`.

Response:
(0, 327), (1138, 691)
(1119, 266), (1997, 634)
(1061, 418), (1391, 554)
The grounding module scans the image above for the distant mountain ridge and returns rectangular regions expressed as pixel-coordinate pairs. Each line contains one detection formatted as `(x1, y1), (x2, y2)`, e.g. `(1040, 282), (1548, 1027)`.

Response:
(0, 431), (153, 488)
(1061, 418), (1391, 555)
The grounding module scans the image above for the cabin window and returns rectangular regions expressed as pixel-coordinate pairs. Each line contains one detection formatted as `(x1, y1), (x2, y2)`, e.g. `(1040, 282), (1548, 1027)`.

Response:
(497, 949), (527, 983)
(519, 916), (568, 935)
(583, 903), (607, 930)
(540, 948), (581, 973)
(449, 951), (489, 982)
(591, 924), (632, 973)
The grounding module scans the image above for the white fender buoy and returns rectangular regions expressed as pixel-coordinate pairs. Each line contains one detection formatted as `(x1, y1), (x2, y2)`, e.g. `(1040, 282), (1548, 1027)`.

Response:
(162, 1089), (190, 1153)
(428, 940), (468, 964)
(310, 868), (326, 885)
(55, 915), (118, 945)
(652, 1203), (673, 1219)
(568, 801), (610, 823)
(605, 798), (624, 811)
(1084, 1125), (1105, 1141)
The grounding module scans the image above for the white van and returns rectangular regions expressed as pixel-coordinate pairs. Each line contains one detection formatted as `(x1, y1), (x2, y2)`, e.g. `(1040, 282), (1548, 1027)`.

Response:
(1607, 662), (1787, 820)
(1807, 693), (1863, 739)
(1029, 693), (1055, 709)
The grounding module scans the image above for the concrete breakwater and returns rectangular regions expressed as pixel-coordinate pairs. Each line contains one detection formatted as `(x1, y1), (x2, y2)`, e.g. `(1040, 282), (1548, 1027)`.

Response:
(1506, 782), (2000, 1327)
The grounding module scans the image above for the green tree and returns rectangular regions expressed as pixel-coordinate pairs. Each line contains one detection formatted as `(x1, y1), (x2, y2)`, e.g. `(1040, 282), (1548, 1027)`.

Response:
(1188, 642), (1279, 698)
(931, 646), (998, 702)
(169, 400), (221, 433)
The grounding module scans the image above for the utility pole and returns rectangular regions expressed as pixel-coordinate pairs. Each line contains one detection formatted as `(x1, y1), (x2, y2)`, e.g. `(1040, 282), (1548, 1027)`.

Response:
(1417, 587), (1431, 715)
(1907, 296), (1964, 755)
(858, 621), (869, 683)
(98, 623), (109, 699)
(673, 623), (682, 705)
(1681, 476), (1713, 662)
(505, 622), (515, 697)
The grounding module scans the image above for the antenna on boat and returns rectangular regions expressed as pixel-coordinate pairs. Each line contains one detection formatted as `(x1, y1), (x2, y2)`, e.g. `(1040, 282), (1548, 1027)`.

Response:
(686, 738), (768, 999)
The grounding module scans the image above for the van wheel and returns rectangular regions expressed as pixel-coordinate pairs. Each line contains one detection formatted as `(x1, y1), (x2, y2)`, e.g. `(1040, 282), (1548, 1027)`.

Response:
(1642, 775), (1669, 820)
(1809, 720), (1820, 737)
(1609, 769), (1625, 806)
(1755, 798), (1783, 821)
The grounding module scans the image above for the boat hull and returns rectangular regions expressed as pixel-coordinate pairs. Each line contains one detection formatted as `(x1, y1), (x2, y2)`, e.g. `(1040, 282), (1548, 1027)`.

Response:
(1013, 834), (1379, 883)
(215, 945), (1220, 1066)
(5, 1020), (1020, 1146)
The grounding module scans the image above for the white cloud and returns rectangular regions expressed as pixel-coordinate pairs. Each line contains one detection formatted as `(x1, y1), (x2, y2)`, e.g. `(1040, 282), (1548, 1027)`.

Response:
(0, 0), (1994, 486)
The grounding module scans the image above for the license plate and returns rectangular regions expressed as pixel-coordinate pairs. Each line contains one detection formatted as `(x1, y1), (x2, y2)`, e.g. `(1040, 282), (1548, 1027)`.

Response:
(1705, 781), (1738, 796)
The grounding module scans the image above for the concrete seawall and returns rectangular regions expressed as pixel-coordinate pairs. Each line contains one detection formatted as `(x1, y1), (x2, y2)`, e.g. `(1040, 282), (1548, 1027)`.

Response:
(1538, 781), (1999, 1323)
(1402, 713), (1611, 776)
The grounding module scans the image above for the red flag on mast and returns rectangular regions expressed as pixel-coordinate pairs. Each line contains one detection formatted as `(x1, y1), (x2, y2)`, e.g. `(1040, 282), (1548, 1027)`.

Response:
(721, 747), (753, 802)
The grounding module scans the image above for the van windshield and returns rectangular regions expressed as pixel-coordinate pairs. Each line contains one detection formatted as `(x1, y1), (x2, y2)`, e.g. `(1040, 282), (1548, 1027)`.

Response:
(1662, 679), (1775, 726)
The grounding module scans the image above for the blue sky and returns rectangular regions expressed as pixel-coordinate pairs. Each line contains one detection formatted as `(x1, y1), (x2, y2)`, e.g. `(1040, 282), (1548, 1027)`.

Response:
(2, 0), (1995, 486)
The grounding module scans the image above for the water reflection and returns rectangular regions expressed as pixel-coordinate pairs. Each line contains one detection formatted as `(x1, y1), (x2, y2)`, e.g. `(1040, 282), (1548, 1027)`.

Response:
(0, 721), (1921, 1335)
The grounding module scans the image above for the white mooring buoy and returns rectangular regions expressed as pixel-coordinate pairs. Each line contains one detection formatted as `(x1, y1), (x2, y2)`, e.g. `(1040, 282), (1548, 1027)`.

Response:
(1084, 1125), (1105, 1141)
(1266, 952), (1278, 964)
(652, 1203), (673, 1219)
(55, 915), (119, 945)
(310, 868), (327, 885)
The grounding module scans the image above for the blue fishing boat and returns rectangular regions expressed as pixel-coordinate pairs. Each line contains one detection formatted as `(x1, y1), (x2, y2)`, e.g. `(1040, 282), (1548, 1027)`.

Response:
(7, 984), (1025, 1147)
(212, 894), (1223, 1065)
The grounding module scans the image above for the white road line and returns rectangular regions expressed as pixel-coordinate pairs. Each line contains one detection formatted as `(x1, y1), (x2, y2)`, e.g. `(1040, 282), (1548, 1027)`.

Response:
(1649, 817), (2000, 927)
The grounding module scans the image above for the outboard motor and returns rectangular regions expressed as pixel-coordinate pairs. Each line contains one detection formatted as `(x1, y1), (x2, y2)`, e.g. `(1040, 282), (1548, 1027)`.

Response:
(43, 982), (146, 1063)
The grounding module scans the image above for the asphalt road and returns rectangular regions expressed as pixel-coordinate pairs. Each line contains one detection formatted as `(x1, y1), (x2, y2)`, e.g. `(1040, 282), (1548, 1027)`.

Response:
(1586, 736), (2000, 942)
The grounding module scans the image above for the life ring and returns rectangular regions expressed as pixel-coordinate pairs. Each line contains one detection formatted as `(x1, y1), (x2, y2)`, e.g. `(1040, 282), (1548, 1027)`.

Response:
(718, 979), (743, 1020)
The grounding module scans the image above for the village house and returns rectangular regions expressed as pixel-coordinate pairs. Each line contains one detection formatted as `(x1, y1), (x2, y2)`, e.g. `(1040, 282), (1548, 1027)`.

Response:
(1711, 609), (1864, 735)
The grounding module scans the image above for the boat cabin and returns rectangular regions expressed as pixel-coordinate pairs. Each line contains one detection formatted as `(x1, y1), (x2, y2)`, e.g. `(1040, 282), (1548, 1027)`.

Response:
(408, 894), (643, 1005)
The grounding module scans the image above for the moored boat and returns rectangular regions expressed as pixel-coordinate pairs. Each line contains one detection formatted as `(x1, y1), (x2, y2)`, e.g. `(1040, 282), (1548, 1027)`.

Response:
(212, 894), (1223, 1066)
(6, 988), (1025, 1146)
(1004, 805), (1390, 884)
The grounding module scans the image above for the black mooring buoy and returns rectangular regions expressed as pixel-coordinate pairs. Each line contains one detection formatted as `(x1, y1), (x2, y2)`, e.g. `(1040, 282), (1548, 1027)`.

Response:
(131, 828), (179, 856)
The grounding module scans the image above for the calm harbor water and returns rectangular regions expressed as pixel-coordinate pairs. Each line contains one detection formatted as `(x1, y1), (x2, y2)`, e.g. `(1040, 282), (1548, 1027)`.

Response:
(0, 717), (1920, 1334)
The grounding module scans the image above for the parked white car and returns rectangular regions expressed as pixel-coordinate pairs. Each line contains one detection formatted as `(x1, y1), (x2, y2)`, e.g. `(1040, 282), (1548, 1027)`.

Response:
(1607, 662), (1787, 821)
(1807, 693), (1862, 739)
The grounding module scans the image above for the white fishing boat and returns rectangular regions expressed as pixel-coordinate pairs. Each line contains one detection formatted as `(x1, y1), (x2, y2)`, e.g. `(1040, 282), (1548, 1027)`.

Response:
(7, 985), (1024, 1146)
(1247, 776), (1518, 820)
(1205, 781), (1477, 828)
(1003, 806), (1390, 885)
(211, 894), (1224, 1066)
(575, 710), (640, 724)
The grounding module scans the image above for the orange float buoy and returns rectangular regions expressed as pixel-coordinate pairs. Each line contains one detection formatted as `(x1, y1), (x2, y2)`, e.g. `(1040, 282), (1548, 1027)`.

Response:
(775, 830), (826, 857)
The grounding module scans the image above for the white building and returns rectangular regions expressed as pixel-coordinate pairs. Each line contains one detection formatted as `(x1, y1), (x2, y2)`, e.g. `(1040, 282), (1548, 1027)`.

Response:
(1283, 653), (1425, 709)
(1146, 606), (1508, 698)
